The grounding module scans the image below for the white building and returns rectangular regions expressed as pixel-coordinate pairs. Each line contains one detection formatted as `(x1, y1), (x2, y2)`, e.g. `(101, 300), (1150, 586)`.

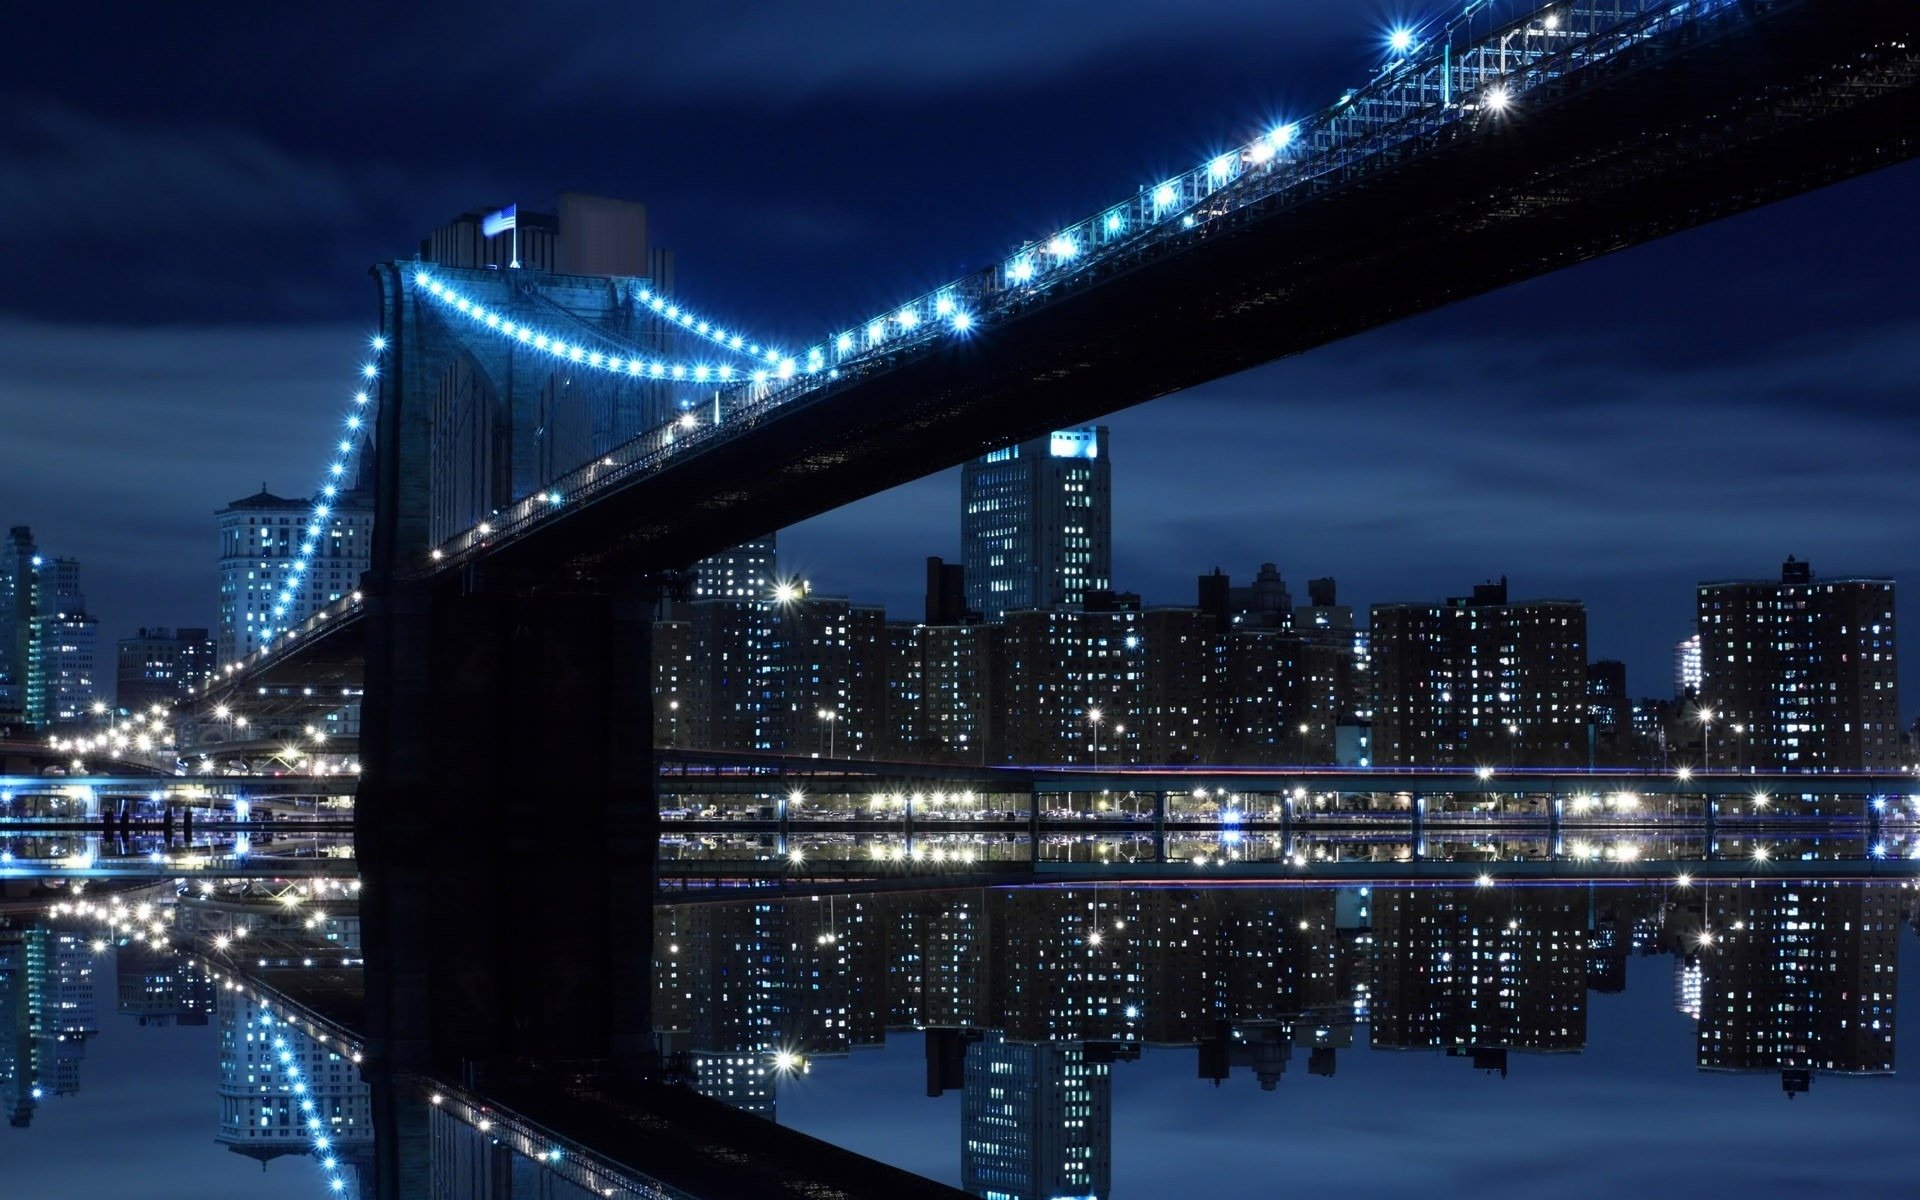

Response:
(217, 486), (372, 662)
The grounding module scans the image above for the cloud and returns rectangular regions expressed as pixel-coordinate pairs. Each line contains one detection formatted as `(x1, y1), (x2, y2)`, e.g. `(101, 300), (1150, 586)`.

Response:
(0, 104), (361, 238)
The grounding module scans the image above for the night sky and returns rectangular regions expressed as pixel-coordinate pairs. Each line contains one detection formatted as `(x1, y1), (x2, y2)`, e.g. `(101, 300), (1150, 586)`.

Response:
(5, 1), (1917, 711)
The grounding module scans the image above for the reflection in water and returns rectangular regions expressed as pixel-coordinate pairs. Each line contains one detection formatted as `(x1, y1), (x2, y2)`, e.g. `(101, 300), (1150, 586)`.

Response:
(0, 916), (97, 1125)
(657, 881), (1913, 1198)
(0, 870), (1913, 1199)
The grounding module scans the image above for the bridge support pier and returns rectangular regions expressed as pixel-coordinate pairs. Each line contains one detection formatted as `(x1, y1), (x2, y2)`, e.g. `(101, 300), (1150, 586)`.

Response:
(358, 574), (657, 1199)
(1153, 791), (1167, 863)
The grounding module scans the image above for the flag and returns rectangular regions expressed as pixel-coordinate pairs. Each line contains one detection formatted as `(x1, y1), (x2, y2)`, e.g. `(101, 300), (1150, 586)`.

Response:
(481, 204), (517, 238)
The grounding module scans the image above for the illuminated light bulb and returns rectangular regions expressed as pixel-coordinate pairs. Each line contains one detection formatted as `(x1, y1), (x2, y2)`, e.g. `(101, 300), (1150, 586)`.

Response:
(1154, 183), (1176, 207)
(353, 391), (369, 405)
(1106, 212), (1123, 231)
(718, 365), (733, 381)
(360, 363), (378, 380)
(867, 321), (885, 343)
(1389, 26), (1414, 52)
(1485, 84), (1512, 112)
(1208, 154), (1233, 179)
(898, 308), (919, 329)
(952, 312), (972, 332)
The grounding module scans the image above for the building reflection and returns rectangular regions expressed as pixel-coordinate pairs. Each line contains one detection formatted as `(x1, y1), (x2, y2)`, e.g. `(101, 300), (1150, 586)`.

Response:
(0, 916), (97, 1126)
(1694, 882), (1899, 1093)
(655, 881), (1909, 1196)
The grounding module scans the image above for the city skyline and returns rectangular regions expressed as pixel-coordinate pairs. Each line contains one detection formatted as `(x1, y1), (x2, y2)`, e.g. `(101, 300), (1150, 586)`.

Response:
(3, 5), (1917, 723)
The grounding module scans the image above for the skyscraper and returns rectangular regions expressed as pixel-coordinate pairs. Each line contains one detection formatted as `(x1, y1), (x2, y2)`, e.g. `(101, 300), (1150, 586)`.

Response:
(962, 427), (1111, 622)
(217, 485), (373, 662)
(24, 557), (96, 728)
(0, 528), (34, 725)
(1696, 556), (1899, 769)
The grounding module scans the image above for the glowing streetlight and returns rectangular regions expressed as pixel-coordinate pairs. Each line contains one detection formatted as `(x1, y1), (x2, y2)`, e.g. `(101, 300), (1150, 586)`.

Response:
(817, 708), (837, 759)
(1088, 707), (1104, 770)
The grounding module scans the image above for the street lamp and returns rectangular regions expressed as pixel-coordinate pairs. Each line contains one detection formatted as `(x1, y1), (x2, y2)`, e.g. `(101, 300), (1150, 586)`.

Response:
(1088, 707), (1103, 769)
(817, 708), (837, 759)
(1697, 707), (1715, 770)
(1504, 721), (1520, 767)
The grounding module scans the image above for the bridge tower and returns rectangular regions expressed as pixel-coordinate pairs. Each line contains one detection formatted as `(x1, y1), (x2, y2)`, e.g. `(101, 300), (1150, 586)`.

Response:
(356, 263), (666, 1197)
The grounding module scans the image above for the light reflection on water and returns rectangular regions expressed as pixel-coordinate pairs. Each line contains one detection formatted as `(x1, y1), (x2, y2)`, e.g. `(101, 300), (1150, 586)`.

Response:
(6, 838), (1920, 1198)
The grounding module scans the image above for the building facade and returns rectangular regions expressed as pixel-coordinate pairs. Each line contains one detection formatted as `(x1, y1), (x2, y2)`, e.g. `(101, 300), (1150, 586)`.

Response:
(1695, 556), (1899, 769)
(217, 486), (373, 663)
(963, 427), (1111, 622)
(115, 626), (215, 713)
(1369, 579), (1588, 767)
(24, 556), (97, 728)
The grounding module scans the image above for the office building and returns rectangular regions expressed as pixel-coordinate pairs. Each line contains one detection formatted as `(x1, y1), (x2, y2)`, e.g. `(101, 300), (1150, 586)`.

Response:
(216, 988), (371, 1167)
(116, 626), (215, 713)
(24, 556), (96, 728)
(962, 1034), (1112, 1200)
(963, 426), (1111, 622)
(1369, 578), (1588, 767)
(217, 485), (373, 662)
(1695, 556), (1899, 769)
(0, 528), (34, 725)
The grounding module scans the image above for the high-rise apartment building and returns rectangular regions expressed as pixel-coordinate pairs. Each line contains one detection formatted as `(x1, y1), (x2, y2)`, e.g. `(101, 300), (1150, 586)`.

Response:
(1369, 578), (1588, 767)
(690, 535), (777, 601)
(217, 485), (372, 663)
(1674, 633), (1702, 699)
(963, 427), (1111, 622)
(1696, 556), (1899, 769)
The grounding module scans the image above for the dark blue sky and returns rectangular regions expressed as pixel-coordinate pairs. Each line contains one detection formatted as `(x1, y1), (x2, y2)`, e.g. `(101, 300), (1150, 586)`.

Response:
(3, 1), (1916, 709)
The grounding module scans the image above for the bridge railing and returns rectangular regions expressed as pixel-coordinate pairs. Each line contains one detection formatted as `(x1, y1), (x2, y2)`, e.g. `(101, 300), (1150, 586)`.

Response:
(417, 0), (1774, 576)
